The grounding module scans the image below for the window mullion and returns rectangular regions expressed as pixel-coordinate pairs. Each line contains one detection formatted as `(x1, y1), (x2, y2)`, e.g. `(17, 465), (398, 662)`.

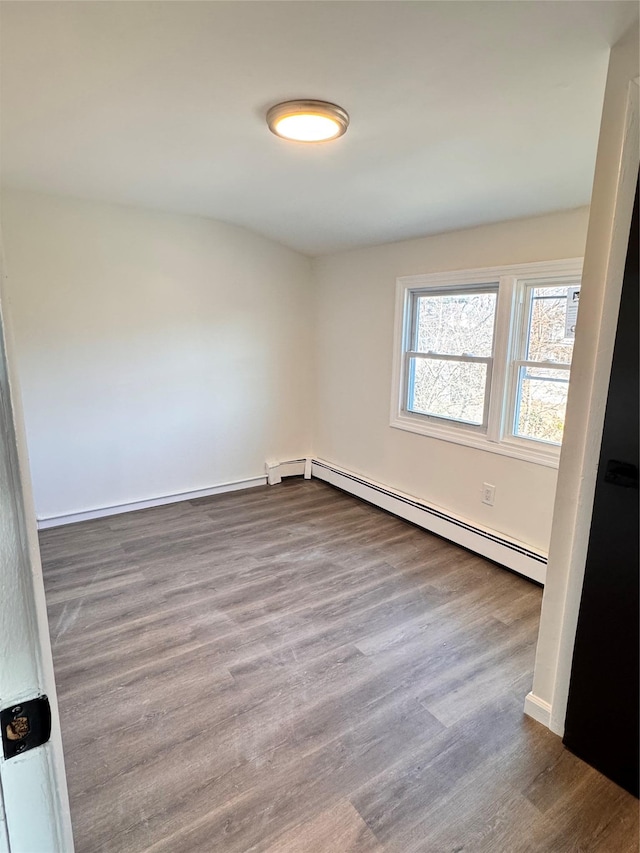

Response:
(486, 275), (515, 442)
(504, 278), (533, 441)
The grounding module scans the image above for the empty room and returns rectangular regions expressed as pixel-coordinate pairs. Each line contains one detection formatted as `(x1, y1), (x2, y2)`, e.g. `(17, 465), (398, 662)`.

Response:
(0, 2), (638, 852)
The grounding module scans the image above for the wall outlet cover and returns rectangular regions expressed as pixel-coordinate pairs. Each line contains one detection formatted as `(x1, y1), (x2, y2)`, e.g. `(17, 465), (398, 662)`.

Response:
(482, 483), (496, 506)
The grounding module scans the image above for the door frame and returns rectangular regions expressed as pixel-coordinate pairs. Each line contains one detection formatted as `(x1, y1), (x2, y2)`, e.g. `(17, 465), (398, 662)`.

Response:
(527, 31), (640, 734)
(0, 236), (74, 851)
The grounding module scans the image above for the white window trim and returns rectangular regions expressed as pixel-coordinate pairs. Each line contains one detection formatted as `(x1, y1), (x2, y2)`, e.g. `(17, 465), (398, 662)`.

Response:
(390, 257), (584, 468)
(404, 283), (499, 432)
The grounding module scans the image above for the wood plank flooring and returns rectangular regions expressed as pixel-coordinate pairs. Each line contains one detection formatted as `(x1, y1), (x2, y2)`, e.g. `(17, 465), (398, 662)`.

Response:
(40, 479), (639, 853)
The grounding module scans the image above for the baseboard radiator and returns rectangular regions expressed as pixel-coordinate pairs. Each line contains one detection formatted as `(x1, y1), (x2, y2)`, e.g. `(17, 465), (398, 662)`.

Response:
(308, 458), (547, 585)
(37, 455), (548, 584)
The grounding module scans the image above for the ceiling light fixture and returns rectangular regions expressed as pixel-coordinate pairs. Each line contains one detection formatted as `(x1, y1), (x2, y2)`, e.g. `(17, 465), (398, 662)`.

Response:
(266, 100), (349, 143)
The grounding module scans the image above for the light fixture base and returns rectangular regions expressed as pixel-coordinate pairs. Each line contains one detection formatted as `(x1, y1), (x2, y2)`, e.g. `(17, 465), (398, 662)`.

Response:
(266, 99), (349, 143)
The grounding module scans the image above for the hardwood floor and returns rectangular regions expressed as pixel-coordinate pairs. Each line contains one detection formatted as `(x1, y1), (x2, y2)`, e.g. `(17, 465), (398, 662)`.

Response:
(40, 479), (639, 853)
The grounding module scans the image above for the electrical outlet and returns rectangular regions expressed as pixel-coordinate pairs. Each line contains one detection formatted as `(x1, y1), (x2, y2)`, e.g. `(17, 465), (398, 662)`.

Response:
(482, 483), (495, 506)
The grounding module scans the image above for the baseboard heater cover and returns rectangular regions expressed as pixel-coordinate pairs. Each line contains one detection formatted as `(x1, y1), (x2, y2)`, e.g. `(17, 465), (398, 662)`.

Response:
(266, 458), (307, 485)
(38, 457), (548, 584)
(310, 459), (547, 584)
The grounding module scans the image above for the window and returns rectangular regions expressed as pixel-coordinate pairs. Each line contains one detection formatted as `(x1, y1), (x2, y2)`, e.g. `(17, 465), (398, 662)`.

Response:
(510, 282), (578, 445)
(391, 259), (583, 466)
(406, 286), (498, 428)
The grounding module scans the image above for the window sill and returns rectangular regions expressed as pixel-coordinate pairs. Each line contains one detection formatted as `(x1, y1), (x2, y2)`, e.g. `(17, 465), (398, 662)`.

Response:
(390, 412), (561, 468)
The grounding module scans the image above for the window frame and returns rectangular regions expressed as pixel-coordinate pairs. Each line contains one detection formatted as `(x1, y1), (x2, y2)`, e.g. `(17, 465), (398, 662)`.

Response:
(506, 277), (578, 447)
(390, 258), (584, 468)
(404, 284), (499, 431)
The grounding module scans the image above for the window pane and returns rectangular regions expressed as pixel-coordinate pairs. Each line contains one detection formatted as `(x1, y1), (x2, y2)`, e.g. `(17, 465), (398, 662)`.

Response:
(408, 358), (487, 425)
(415, 290), (497, 357)
(526, 285), (579, 364)
(514, 366), (570, 444)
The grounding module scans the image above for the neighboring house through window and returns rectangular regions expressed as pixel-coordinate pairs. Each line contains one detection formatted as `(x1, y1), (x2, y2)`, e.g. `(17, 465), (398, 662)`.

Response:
(390, 258), (583, 467)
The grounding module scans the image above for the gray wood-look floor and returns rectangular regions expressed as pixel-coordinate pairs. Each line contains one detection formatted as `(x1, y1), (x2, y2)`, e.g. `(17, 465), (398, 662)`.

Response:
(40, 479), (638, 853)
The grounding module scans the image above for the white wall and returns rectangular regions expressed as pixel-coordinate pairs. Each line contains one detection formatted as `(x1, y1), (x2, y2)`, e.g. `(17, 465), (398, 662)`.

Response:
(1, 188), (592, 554)
(528, 27), (639, 733)
(1, 190), (313, 520)
(312, 207), (590, 554)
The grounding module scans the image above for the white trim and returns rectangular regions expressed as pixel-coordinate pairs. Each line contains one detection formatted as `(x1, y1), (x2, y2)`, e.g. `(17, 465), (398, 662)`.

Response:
(390, 413), (562, 467)
(486, 275), (516, 442)
(390, 258), (584, 469)
(396, 257), (584, 291)
(0, 779), (9, 853)
(0, 226), (74, 848)
(36, 477), (267, 529)
(532, 66), (640, 737)
(524, 692), (552, 728)
(265, 459), (282, 485)
(37, 458), (310, 529)
(310, 458), (547, 584)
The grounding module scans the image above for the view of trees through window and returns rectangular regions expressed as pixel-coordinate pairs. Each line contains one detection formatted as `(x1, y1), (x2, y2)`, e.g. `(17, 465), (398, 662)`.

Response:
(406, 283), (578, 443)
(408, 290), (496, 425)
(515, 285), (577, 444)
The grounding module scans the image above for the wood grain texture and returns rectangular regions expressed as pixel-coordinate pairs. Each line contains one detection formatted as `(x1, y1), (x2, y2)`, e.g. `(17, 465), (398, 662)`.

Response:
(40, 479), (639, 853)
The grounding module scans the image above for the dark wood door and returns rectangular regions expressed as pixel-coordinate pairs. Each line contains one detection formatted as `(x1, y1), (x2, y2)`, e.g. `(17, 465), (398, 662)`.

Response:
(563, 183), (639, 796)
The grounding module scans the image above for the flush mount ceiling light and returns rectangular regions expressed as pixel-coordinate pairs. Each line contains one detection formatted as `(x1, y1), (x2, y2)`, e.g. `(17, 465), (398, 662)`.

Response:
(266, 100), (349, 143)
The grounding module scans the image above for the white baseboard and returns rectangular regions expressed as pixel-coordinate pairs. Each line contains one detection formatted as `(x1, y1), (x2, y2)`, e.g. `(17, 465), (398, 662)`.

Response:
(310, 458), (547, 584)
(36, 476), (267, 529)
(524, 692), (553, 728)
(37, 457), (548, 588)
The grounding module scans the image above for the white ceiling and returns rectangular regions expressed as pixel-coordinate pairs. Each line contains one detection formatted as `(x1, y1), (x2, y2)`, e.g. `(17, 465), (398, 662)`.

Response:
(1, 1), (637, 256)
